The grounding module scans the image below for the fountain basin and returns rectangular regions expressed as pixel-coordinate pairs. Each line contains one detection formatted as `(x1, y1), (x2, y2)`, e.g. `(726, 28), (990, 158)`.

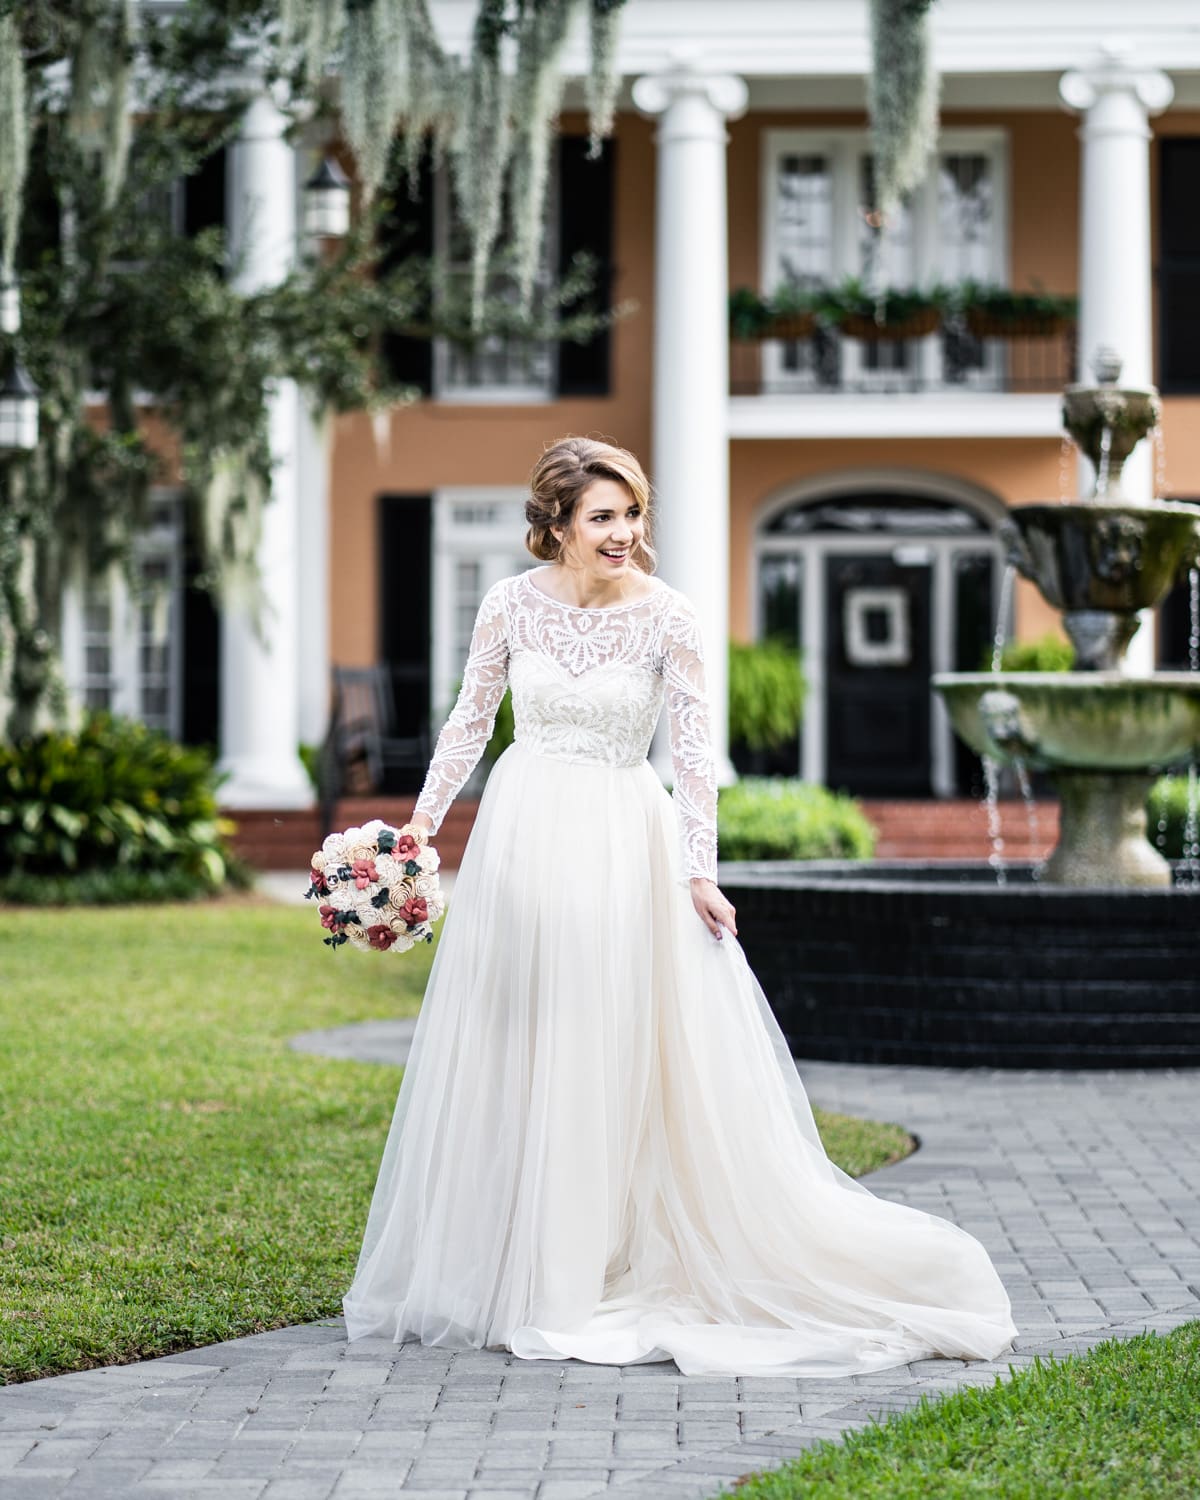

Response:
(934, 672), (1200, 887)
(1004, 501), (1200, 621)
(722, 861), (1200, 1068)
(933, 671), (1200, 771)
(1061, 381), (1161, 496)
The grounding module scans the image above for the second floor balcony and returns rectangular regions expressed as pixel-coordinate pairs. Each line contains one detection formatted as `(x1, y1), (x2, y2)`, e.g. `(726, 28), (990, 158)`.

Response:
(727, 312), (1077, 441)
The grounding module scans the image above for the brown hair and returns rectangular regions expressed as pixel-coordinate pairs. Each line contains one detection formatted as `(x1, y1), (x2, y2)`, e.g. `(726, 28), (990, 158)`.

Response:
(525, 436), (656, 572)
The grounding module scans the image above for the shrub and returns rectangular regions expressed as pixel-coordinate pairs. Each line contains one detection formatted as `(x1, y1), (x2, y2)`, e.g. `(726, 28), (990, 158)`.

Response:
(0, 713), (237, 901)
(729, 640), (806, 752)
(718, 778), (876, 861)
(1147, 774), (1199, 861)
(989, 633), (1075, 672)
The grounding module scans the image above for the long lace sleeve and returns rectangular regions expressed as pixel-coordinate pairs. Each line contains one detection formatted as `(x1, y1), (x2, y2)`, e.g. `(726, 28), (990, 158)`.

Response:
(659, 596), (719, 881)
(413, 579), (510, 833)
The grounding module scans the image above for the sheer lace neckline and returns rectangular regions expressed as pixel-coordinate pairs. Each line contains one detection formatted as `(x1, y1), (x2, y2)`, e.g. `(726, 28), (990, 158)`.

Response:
(522, 567), (667, 615)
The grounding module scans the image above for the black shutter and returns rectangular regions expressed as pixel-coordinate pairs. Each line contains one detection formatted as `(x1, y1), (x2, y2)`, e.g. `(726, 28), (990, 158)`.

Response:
(556, 135), (615, 398)
(1160, 138), (1200, 394)
(380, 146), (435, 394)
(182, 145), (226, 237)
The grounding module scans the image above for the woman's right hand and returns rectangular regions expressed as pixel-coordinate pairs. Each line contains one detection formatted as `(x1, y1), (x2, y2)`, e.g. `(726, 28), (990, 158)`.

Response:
(409, 810), (434, 835)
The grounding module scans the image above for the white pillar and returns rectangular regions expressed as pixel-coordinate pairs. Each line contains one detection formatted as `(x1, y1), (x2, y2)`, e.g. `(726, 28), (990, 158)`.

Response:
(633, 61), (746, 786)
(295, 399), (331, 748)
(1060, 42), (1173, 675)
(218, 91), (312, 807)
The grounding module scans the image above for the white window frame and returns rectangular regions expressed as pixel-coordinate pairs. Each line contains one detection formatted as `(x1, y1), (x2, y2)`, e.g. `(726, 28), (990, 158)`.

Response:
(60, 489), (185, 737)
(760, 128), (1010, 395)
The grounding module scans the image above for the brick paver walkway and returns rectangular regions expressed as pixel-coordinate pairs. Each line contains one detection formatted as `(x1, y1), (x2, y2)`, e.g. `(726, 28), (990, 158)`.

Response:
(3, 1024), (1197, 1500)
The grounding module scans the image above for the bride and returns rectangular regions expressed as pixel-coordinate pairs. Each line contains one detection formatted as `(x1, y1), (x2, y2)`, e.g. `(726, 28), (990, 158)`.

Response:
(341, 435), (1017, 1377)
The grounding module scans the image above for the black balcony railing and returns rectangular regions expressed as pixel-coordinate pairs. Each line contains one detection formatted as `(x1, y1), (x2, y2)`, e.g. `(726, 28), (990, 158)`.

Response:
(729, 321), (1078, 398)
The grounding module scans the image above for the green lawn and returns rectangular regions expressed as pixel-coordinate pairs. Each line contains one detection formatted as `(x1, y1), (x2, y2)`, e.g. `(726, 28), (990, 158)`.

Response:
(716, 1323), (1200, 1499)
(0, 900), (913, 1384)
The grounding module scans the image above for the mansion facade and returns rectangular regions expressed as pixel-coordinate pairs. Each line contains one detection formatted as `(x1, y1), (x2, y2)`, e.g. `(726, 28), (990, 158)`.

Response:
(64, 0), (1200, 805)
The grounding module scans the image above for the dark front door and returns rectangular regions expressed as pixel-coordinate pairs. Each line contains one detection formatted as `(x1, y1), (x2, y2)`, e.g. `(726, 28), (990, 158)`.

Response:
(825, 552), (932, 795)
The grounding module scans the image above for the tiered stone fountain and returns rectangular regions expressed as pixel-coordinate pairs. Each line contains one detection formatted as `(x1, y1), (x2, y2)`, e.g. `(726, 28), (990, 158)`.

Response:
(723, 351), (1200, 1068)
(934, 350), (1200, 887)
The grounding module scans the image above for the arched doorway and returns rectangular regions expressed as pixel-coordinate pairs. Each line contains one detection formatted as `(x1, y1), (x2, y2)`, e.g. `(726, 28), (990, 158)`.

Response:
(753, 473), (1008, 796)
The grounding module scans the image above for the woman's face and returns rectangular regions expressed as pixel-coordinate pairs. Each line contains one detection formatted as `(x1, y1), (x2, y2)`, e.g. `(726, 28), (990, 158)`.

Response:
(558, 478), (645, 580)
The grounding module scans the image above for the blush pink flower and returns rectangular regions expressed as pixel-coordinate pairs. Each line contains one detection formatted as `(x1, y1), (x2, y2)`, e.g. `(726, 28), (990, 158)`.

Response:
(395, 833), (422, 864)
(310, 866), (329, 895)
(366, 923), (397, 951)
(351, 857), (378, 889)
(398, 896), (428, 928)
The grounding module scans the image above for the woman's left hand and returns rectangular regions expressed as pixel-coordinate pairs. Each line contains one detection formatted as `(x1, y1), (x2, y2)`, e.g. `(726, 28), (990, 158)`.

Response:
(690, 878), (737, 941)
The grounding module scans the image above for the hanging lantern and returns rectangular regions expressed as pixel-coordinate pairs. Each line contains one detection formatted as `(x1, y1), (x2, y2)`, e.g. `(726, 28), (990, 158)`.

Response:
(0, 354), (39, 451)
(303, 155), (352, 240)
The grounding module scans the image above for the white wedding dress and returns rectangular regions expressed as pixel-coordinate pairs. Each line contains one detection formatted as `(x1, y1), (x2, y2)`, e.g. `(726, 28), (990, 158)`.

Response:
(341, 567), (1017, 1376)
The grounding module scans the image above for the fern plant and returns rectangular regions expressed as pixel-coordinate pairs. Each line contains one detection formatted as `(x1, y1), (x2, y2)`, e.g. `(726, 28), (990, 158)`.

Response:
(728, 640), (806, 753)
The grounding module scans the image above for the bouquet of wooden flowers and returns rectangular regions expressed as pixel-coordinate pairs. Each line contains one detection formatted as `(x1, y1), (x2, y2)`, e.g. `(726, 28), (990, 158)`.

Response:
(305, 819), (444, 952)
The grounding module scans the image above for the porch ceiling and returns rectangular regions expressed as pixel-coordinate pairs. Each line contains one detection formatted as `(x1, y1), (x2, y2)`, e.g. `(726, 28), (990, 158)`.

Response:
(427, 1), (1200, 85)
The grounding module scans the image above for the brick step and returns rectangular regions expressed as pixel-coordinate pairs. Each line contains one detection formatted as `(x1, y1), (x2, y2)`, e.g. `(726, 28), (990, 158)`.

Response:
(227, 796), (1068, 870)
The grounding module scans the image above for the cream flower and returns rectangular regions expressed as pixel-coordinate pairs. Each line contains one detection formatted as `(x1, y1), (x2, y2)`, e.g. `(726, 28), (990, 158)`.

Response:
(310, 850), (327, 873)
(388, 877), (419, 911)
(416, 845), (440, 874)
(373, 853), (400, 884)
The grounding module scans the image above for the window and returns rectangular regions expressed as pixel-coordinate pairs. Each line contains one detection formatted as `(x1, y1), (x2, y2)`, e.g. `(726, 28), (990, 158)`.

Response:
(433, 164), (558, 401)
(431, 490), (534, 720)
(380, 137), (615, 401)
(66, 495), (183, 735)
(762, 129), (1008, 393)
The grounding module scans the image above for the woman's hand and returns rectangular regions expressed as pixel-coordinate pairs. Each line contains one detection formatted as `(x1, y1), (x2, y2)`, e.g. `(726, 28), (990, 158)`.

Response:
(690, 878), (737, 941)
(409, 811), (433, 835)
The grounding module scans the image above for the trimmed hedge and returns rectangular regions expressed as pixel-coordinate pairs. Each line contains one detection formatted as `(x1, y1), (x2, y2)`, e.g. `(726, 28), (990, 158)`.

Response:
(989, 633), (1076, 672)
(718, 778), (876, 862)
(1148, 774), (1200, 862)
(0, 713), (239, 902)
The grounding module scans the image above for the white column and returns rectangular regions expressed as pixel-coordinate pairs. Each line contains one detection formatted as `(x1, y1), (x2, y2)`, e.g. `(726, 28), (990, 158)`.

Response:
(295, 399), (331, 748)
(1060, 42), (1173, 675)
(218, 91), (312, 807)
(633, 61), (746, 786)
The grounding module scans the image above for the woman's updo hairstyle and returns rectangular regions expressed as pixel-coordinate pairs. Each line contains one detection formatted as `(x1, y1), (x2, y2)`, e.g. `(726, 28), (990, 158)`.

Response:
(525, 436), (656, 572)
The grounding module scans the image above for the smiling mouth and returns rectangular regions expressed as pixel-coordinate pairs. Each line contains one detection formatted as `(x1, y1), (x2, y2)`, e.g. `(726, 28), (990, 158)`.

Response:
(600, 548), (629, 560)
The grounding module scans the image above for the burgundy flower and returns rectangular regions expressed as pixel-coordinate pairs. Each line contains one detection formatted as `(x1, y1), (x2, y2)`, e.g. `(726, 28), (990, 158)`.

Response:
(398, 896), (428, 928)
(351, 857), (379, 890)
(309, 867), (329, 895)
(395, 834), (422, 864)
(319, 903), (339, 931)
(366, 923), (398, 951)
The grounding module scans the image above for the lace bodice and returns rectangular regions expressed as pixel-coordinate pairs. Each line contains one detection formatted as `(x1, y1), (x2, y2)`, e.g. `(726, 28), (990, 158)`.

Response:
(413, 569), (719, 880)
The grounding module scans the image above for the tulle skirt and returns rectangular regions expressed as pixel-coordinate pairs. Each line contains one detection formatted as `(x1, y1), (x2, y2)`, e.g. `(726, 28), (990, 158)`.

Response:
(341, 741), (1017, 1376)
